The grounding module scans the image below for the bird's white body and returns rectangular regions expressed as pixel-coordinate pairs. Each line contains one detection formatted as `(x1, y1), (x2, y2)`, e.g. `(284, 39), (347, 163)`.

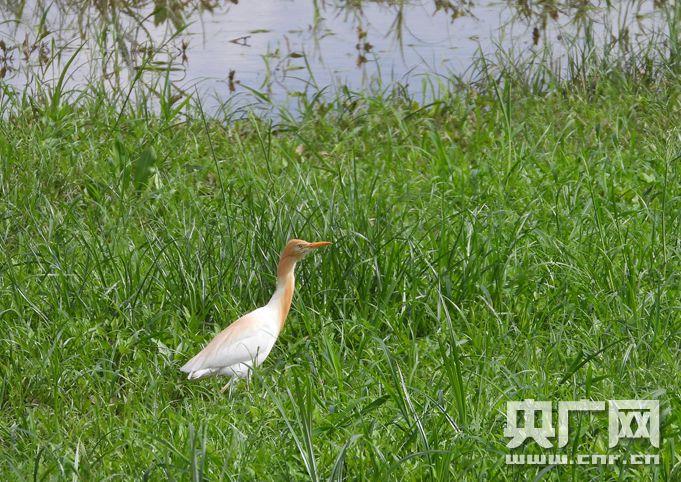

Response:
(180, 239), (330, 386)
(180, 278), (292, 379)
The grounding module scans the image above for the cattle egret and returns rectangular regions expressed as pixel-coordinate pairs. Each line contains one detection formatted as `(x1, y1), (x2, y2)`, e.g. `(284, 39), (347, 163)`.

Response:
(180, 238), (331, 390)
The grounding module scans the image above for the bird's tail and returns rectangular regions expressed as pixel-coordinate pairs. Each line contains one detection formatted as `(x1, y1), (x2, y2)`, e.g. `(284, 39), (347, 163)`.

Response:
(184, 368), (214, 379)
(180, 355), (211, 379)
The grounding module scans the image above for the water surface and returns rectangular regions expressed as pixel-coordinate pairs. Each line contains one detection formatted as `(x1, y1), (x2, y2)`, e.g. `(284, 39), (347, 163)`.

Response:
(0, 0), (667, 113)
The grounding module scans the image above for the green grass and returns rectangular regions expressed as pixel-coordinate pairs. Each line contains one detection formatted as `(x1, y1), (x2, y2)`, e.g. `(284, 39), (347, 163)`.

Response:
(2, 48), (681, 479)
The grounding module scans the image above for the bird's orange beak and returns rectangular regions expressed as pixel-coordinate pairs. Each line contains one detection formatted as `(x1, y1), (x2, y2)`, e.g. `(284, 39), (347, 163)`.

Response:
(306, 241), (332, 249)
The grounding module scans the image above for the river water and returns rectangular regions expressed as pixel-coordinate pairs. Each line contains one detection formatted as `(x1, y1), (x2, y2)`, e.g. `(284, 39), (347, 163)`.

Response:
(0, 0), (667, 113)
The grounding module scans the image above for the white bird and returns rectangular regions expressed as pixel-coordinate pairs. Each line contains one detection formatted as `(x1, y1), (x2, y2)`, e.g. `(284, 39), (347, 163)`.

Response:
(180, 238), (331, 389)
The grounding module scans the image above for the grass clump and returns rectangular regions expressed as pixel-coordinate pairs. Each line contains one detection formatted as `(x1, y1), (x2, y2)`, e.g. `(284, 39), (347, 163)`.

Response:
(1, 56), (681, 480)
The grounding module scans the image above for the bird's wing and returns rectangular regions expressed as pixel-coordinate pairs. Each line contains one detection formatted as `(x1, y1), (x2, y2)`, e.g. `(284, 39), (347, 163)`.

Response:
(180, 307), (277, 373)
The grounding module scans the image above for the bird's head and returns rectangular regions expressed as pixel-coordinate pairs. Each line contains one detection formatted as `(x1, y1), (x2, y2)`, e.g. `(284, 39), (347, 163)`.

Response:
(282, 238), (332, 261)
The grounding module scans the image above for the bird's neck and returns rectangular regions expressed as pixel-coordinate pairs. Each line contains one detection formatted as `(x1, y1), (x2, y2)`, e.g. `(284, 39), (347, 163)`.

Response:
(267, 255), (297, 330)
